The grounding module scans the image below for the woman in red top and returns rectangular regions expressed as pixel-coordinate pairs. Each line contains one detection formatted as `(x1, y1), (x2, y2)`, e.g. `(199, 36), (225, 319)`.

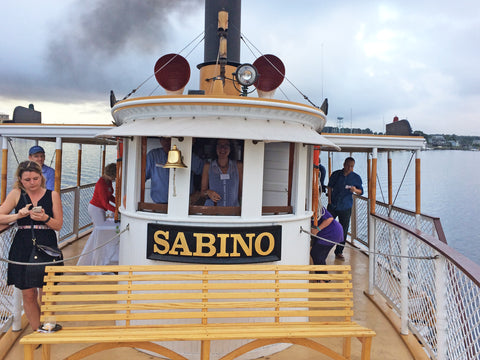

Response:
(88, 163), (116, 227)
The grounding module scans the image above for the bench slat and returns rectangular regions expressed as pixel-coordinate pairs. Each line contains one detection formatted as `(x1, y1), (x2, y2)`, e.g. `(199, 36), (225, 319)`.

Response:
(48, 309), (354, 323)
(43, 300), (353, 313)
(49, 265), (353, 272)
(44, 282), (353, 293)
(43, 290), (353, 302)
(21, 323), (375, 344)
(44, 272), (352, 281)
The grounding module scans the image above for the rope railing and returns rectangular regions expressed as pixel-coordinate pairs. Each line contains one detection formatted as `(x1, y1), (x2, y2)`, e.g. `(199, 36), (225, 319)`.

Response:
(300, 227), (437, 261)
(0, 224), (128, 266)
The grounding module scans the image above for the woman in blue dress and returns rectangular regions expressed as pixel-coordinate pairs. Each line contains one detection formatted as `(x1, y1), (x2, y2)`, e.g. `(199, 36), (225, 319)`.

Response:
(201, 139), (243, 207)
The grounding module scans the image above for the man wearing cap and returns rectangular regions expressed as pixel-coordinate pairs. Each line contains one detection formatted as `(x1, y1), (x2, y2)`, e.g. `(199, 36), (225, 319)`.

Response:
(28, 145), (55, 191)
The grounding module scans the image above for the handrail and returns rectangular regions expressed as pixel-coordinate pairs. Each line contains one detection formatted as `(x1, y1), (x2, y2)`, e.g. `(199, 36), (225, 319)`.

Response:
(373, 212), (480, 287)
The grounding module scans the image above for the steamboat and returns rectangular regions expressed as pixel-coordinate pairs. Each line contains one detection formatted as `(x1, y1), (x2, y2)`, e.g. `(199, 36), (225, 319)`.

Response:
(1, 1), (479, 359)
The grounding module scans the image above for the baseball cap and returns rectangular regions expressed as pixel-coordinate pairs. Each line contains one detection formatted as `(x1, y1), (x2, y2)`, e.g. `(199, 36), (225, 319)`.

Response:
(29, 146), (45, 155)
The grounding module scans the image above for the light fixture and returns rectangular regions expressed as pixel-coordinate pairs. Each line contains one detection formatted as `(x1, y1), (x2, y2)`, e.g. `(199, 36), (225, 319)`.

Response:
(234, 63), (258, 96)
(163, 145), (187, 197)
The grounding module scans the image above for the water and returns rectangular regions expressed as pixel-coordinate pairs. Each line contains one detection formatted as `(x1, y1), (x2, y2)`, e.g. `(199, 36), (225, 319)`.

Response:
(323, 150), (480, 265)
(0, 138), (116, 190)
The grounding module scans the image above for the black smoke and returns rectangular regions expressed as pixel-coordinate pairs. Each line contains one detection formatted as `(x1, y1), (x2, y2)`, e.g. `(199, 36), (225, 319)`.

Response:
(44, 0), (203, 100)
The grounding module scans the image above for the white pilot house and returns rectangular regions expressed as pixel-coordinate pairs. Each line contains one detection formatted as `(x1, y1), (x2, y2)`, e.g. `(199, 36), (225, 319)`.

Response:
(100, 0), (337, 358)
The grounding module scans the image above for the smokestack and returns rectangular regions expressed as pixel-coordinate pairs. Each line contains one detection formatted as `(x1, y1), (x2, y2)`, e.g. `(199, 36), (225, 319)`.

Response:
(197, 0), (242, 95)
(200, 0), (241, 68)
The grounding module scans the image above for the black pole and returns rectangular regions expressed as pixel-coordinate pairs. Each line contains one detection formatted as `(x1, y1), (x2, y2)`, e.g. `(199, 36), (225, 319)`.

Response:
(198, 0), (241, 69)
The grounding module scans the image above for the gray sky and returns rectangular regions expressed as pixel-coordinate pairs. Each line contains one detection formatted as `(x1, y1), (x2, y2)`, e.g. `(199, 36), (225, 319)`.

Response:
(1, 0), (479, 135)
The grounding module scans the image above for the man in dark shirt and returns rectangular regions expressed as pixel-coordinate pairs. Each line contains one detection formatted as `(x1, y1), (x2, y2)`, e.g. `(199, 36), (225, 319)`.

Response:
(319, 162), (326, 193)
(327, 157), (363, 260)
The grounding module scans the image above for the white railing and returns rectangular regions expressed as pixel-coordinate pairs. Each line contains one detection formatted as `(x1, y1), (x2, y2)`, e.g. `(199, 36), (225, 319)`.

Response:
(0, 185), (94, 332)
(59, 184), (95, 243)
(322, 194), (479, 359)
(0, 226), (17, 332)
(370, 213), (480, 359)
(351, 195), (446, 247)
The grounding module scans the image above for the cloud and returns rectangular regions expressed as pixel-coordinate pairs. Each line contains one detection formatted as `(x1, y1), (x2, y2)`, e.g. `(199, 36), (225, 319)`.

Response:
(1, 0), (479, 135)
(0, 0), (203, 104)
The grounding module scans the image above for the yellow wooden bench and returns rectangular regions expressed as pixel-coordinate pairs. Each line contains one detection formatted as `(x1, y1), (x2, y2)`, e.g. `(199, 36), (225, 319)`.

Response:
(20, 264), (375, 360)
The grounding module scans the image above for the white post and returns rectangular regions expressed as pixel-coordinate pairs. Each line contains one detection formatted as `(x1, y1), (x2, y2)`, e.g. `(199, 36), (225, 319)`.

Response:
(168, 137), (192, 217)
(415, 149), (421, 229)
(241, 140), (264, 219)
(125, 138), (139, 212)
(292, 143), (308, 216)
(435, 254), (447, 360)
(12, 287), (22, 331)
(400, 229), (409, 335)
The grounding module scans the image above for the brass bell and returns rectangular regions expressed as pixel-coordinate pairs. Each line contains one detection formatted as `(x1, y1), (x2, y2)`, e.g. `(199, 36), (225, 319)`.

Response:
(163, 145), (187, 168)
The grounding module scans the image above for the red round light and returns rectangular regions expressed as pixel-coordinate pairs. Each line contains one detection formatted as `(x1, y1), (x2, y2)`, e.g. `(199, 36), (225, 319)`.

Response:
(253, 54), (285, 92)
(154, 54), (190, 92)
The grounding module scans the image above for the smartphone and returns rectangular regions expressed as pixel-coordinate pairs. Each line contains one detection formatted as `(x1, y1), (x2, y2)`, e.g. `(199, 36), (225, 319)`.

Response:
(32, 206), (42, 213)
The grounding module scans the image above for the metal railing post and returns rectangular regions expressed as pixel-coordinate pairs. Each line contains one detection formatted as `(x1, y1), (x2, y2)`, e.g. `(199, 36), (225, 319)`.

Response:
(435, 254), (447, 360)
(12, 287), (22, 331)
(351, 196), (357, 242)
(368, 213), (375, 295)
(73, 186), (80, 240)
(400, 229), (409, 335)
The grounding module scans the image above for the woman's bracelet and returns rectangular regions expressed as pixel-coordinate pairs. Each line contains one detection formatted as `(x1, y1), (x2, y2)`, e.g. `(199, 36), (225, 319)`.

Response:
(44, 215), (51, 224)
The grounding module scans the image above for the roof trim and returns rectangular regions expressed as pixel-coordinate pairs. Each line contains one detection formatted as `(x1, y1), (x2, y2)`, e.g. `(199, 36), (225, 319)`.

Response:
(98, 116), (340, 149)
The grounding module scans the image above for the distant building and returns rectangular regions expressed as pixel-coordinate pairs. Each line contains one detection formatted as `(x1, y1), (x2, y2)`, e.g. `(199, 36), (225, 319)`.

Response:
(385, 116), (412, 136)
(0, 113), (9, 123)
(430, 135), (447, 147)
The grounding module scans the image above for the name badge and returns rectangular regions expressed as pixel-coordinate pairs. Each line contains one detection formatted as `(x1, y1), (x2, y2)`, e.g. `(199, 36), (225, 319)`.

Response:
(220, 174), (230, 180)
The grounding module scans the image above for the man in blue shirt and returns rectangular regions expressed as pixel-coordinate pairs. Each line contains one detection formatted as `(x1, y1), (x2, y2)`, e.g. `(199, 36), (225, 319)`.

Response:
(28, 146), (55, 191)
(145, 137), (204, 203)
(327, 157), (363, 260)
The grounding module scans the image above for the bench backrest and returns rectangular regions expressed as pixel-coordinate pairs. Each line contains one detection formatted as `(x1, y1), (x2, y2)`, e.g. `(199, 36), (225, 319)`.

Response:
(41, 265), (354, 327)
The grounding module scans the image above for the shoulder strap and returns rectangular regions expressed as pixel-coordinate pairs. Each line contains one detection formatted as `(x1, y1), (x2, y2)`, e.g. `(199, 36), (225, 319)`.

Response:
(20, 191), (36, 245)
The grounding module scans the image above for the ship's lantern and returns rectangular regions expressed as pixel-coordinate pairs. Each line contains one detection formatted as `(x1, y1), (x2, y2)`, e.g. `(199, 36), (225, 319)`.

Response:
(235, 63), (258, 96)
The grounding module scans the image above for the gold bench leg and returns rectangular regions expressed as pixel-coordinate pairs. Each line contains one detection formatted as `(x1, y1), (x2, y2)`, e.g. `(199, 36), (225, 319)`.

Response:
(343, 337), (351, 359)
(42, 344), (51, 360)
(23, 344), (34, 360)
(360, 337), (373, 360)
(201, 340), (211, 360)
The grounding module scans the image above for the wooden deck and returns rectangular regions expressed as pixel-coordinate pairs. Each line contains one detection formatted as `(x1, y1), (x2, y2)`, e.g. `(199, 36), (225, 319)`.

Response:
(3, 235), (414, 360)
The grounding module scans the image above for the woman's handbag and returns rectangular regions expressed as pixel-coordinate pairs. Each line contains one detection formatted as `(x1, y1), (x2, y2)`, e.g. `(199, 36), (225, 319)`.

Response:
(25, 237), (64, 288)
